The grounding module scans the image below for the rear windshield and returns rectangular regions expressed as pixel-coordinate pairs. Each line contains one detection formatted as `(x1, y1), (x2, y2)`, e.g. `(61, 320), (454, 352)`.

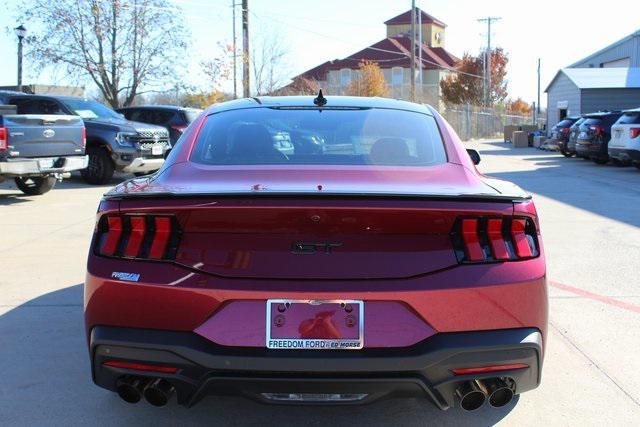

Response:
(616, 113), (640, 125)
(582, 118), (603, 126)
(191, 108), (447, 166)
(571, 118), (586, 128)
(556, 119), (575, 128)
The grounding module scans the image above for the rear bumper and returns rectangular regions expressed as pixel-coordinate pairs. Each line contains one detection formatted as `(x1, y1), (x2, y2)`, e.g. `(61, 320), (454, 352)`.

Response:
(608, 147), (640, 163)
(91, 325), (543, 409)
(0, 155), (88, 176)
(120, 157), (164, 173)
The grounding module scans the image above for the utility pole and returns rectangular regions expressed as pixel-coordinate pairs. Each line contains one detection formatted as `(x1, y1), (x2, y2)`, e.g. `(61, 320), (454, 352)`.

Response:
(410, 1), (416, 102)
(242, 0), (250, 98)
(232, 1), (237, 99)
(537, 58), (541, 118)
(418, 6), (423, 88)
(477, 17), (501, 108)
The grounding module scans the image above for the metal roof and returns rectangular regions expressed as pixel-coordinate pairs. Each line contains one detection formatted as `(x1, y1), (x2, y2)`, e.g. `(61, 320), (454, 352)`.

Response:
(568, 29), (640, 68)
(545, 68), (640, 92)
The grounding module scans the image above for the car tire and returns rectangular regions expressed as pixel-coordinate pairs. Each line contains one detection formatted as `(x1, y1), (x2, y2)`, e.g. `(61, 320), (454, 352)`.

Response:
(593, 157), (608, 165)
(561, 150), (573, 158)
(14, 176), (57, 195)
(81, 147), (115, 185)
(634, 162), (640, 170)
(611, 158), (624, 167)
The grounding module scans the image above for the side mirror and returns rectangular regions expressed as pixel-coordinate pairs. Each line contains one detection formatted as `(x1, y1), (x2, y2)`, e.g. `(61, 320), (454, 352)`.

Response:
(466, 149), (481, 165)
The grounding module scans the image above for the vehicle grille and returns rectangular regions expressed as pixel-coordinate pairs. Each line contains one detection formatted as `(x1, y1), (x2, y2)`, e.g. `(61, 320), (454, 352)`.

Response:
(132, 128), (170, 152)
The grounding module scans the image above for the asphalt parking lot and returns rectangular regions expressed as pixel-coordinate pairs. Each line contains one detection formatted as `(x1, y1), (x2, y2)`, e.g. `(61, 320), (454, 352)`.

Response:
(1, 140), (639, 426)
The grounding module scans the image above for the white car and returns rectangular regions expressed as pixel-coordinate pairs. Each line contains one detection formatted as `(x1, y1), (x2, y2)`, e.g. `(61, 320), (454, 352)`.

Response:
(609, 108), (640, 168)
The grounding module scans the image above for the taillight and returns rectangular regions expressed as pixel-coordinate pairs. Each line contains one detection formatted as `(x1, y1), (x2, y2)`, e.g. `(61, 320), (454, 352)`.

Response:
(171, 124), (187, 134)
(590, 125), (604, 136)
(81, 127), (87, 148)
(452, 216), (539, 263)
(561, 127), (570, 135)
(630, 128), (640, 139)
(0, 127), (7, 150)
(94, 214), (181, 260)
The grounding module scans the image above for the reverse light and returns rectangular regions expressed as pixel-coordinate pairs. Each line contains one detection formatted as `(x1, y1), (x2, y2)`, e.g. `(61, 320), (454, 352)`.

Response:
(95, 214), (181, 260)
(452, 216), (539, 263)
(103, 360), (179, 374)
(0, 127), (6, 150)
(630, 128), (640, 139)
(451, 363), (529, 375)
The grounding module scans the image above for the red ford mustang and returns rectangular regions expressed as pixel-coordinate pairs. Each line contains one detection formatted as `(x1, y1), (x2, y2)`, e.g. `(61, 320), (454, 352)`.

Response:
(84, 95), (547, 411)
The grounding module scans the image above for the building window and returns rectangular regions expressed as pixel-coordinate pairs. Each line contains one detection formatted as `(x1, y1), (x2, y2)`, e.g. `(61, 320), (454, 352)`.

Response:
(340, 68), (351, 87)
(391, 67), (403, 86)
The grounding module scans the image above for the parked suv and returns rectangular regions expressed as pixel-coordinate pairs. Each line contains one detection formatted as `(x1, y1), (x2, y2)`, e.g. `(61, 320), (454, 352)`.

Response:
(575, 111), (623, 164)
(550, 117), (578, 153)
(562, 117), (585, 157)
(2, 94), (170, 184)
(608, 108), (640, 168)
(117, 106), (202, 145)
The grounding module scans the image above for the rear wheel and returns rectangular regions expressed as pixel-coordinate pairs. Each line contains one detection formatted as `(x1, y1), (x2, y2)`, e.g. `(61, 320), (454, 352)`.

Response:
(81, 146), (114, 185)
(14, 176), (57, 195)
(561, 149), (573, 158)
(593, 157), (608, 165)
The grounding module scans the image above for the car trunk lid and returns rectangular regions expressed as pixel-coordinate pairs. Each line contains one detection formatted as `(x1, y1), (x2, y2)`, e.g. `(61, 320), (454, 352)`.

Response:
(0, 114), (85, 158)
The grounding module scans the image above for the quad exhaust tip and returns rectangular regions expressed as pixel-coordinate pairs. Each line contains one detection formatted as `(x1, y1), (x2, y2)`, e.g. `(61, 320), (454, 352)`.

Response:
(456, 378), (514, 411)
(116, 376), (149, 404)
(143, 378), (175, 407)
(456, 380), (487, 411)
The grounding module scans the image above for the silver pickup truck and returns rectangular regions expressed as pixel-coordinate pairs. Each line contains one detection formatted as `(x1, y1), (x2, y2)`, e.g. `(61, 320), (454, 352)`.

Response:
(0, 104), (88, 195)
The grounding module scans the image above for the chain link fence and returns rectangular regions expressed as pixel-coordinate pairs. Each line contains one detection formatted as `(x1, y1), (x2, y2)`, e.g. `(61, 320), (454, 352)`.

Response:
(438, 103), (541, 141)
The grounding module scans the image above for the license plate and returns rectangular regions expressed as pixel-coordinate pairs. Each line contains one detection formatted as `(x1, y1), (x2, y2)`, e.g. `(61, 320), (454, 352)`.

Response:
(151, 144), (163, 155)
(266, 299), (363, 350)
(38, 159), (55, 169)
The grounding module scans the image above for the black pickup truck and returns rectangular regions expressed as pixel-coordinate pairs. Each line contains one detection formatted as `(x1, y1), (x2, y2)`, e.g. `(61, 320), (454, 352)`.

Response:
(0, 93), (170, 184)
(0, 103), (87, 195)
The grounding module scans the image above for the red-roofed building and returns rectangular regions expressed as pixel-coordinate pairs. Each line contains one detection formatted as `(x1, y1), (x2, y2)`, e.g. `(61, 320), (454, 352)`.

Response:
(290, 8), (459, 104)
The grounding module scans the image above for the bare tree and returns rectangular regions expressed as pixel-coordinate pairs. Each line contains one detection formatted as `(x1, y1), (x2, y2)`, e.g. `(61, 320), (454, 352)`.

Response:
(251, 30), (289, 95)
(200, 42), (233, 92)
(20, 0), (189, 108)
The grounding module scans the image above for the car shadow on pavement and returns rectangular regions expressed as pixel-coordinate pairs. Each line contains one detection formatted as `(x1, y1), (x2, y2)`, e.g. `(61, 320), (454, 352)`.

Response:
(0, 284), (518, 426)
(0, 193), (32, 206)
(485, 155), (640, 229)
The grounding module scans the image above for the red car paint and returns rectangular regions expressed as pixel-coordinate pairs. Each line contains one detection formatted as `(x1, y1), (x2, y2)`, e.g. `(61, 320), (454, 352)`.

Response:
(84, 97), (547, 407)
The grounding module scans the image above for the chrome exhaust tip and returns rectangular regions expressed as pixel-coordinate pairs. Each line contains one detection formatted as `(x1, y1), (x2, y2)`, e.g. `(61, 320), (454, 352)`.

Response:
(143, 378), (175, 407)
(456, 380), (487, 411)
(116, 376), (148, 404)
(485, 379), (515, 408)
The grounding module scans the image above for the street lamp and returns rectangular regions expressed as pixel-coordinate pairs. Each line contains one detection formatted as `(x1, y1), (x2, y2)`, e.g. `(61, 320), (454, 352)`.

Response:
(14, 24), (27, 93)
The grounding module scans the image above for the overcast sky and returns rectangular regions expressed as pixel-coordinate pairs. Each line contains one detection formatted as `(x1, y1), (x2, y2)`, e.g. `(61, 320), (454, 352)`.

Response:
(1, 0), (639, 107)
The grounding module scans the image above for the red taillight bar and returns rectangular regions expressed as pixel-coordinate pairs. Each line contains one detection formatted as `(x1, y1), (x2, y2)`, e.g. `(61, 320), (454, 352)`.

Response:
(630, 128), (640, 139)
(123, 216), (146, 257)
(453, 216), (538, 263)
(101, 216), (123, 256)
(461, 219), (484, 261)
(487, 218), (510, 260)
(103, 360), (179, 374)
(95, 214), (180, 260)
(511, 218), (533, 258)
(451, 363), (529, 375)
(149, 216), (171, 259)
(0, 127), (7, 150)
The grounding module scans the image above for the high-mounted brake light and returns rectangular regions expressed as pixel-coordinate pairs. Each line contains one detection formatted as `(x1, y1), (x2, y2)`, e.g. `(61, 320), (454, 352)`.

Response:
(95, 214), (181, 260)
(452, 216), (538, 263)
(0, 127), (7, 150)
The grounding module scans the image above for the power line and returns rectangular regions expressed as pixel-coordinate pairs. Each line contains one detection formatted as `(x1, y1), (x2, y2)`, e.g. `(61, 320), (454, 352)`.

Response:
(477, 16), (501, 107)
